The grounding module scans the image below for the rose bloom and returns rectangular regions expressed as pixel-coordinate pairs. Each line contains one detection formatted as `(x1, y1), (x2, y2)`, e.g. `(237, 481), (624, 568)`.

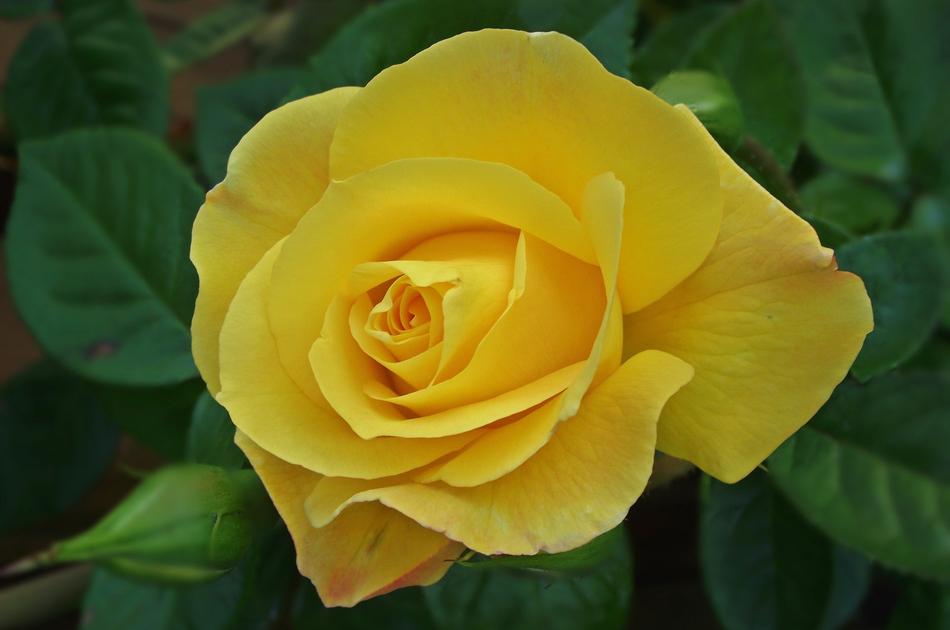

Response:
(191, 30), (872, 607)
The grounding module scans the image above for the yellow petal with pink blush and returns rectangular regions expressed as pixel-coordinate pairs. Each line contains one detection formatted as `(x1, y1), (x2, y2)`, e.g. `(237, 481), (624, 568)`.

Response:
(235, 432), (461, 608)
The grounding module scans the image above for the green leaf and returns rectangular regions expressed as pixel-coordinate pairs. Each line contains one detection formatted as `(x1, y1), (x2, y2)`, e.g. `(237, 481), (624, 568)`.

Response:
(96, 380), (204, 460)
(910, 195), (950, 246)
(253, 0), (372, 67)
(732, 137), (801, 211)
(6, 128), (202, 386)
(888, 580), (950, 630)
(836, 233), (945, 381)
(908, 195), (950, 326)
(533, 0), (637, 78)
(161, 0), (268, 74)
(803, 215), (854, 250)
(196, 68), (302, 184)
(187, 391), (244, 469)
(293, 585), (436, 630)
(685, 0), (802, 168)
(862, 0), (950, 196)
(652, 70), (744, 151)
(799, 172), (900, 234)
(287, 0), (637, 100)
(774, 0), (905, 180)
(0, 0), (50, 19)
(701, 471), (870, 630)
(630, 4), (728, 87)
(0, 363), (119, 535)
(907, 337), (950, 376)
(769, 373), (950, 582)
(424, 526), (632, 630)
(4, 0), (168, 141)
(81, 528), (296, 630)
(459, 525), (622, 575)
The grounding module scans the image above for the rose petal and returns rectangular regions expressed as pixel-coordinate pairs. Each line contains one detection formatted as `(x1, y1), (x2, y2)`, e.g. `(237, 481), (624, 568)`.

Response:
(235, 432), (461, 608)
(191, 87), (357, 394)
(364, 233), (604, 416)
(623, 107), (874, 483)
(410, 172), (626, 486)
(348, 231), (518, 382)
(267, 157), (594, 411)
(328, 29), (722, 312)
(305, 350), (694, 555)
(218, 241), (480, 478)
(310, 292), (585, 438)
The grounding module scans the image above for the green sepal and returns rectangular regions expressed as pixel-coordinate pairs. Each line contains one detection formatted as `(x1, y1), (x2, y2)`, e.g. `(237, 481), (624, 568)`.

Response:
(51, 464), (274, 583)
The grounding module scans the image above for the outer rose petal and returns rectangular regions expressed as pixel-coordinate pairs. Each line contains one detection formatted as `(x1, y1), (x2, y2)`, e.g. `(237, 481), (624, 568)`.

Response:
(414, 393), (566, 487)
(234, 432), (462, 608)
(191, 87), (357, 394)
(623, 107), (874, 483)
(218, 241), (481, 478)
(304, 350), (694, 555)
(328, 29), (722, 312)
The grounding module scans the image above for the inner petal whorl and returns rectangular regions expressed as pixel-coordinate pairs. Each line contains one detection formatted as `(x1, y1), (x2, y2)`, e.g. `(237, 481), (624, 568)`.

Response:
(348, 231), (519, 393)
(365, 278), (443, 362)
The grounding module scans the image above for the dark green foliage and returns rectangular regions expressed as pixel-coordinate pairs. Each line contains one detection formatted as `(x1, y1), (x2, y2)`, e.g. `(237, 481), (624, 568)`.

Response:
(701, 471), (870, 630)
(836, 233), (945, 381)
(287, 0), (638, 100)
(0, 0), (50, 19)
(162, 0), (269, 74)
(775, 0), (904, 180)
(293, 584), (437, 630)
(0, 363), (119, 535)
(459, 525), (623, 574)
(95, 379), (205, 460)
(424, 526), (632, 630)
(187, 391), (245, 469)
(81, 528), (296, 629)
(196, 68), (303, 184)
(888, 580), (950, 629)
(4, 0), (168, 141)
(630, 4), (728, 86)
(769, 374), (950, 582)
(652, 70), (744, 151)
(6, 129), (202, 386)
(800, 173), (899, 235)
(685, 0), (802, 169)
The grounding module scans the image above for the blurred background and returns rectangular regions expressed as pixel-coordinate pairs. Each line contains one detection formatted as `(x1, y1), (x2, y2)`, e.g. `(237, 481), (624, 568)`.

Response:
(1, 0), (948, 628)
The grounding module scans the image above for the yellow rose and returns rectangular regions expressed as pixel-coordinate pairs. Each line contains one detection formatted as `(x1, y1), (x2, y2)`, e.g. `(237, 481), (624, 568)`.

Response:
(191, 30), (872, 607)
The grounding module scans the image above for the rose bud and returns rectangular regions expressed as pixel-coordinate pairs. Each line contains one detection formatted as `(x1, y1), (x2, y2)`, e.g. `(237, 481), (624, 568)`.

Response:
(49, 464), (272, 583)
(652, 70), (744, 151)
